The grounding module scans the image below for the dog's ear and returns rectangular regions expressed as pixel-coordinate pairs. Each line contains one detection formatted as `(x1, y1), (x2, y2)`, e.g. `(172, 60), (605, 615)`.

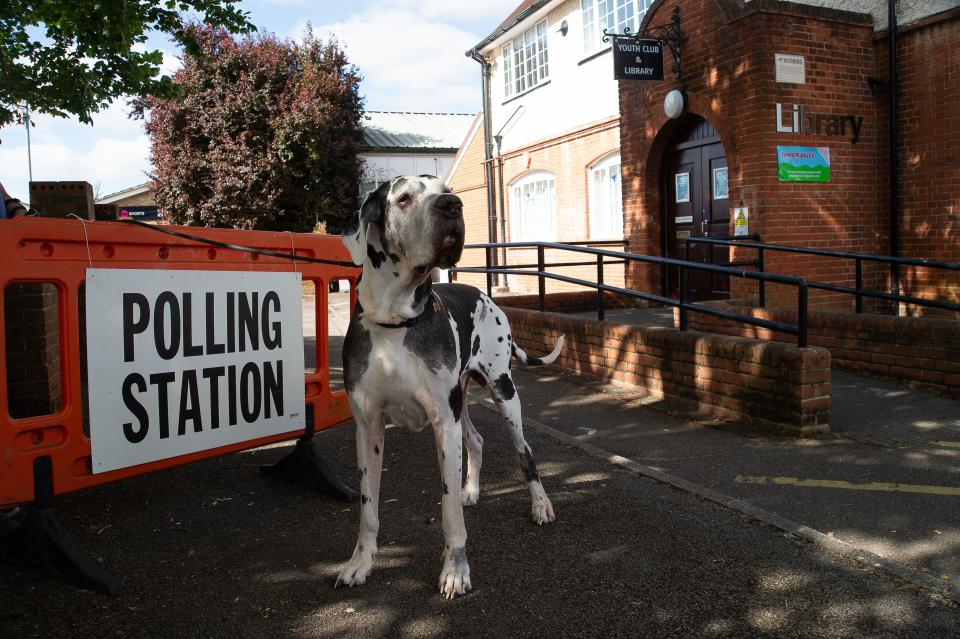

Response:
(342, 181), (390, 265)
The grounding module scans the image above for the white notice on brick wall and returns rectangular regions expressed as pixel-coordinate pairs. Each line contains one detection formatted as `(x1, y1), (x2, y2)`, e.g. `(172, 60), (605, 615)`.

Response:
(775, 53), (805, 84)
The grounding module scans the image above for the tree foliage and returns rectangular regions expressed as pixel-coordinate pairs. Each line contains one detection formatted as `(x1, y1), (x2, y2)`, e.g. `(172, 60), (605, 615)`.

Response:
(0, 0), (252, 127)
(141, 26), (365, 233)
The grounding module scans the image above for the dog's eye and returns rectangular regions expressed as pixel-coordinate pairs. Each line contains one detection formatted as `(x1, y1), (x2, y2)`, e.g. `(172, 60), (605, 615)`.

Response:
(397, 194), (411, 207)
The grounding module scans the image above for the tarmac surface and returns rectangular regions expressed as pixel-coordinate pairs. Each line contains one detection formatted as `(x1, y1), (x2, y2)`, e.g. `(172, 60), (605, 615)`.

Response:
(2, 292), (959, 637)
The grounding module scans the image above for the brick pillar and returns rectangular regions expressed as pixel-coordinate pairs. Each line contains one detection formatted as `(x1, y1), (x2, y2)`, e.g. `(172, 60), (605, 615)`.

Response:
(4, 283), (62, 418)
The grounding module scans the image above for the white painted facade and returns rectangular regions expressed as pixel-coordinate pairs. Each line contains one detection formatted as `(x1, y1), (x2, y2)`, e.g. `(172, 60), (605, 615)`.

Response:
(479, 0), (628, 154)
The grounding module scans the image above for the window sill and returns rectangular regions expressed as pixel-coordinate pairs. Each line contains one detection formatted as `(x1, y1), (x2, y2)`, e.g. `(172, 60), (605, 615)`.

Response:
(578, 47), (611, 66)
(502, 79), (551, 106)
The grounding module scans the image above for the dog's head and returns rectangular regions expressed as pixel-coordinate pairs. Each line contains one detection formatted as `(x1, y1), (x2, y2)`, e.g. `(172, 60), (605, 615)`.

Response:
(342, 175), (465, 276)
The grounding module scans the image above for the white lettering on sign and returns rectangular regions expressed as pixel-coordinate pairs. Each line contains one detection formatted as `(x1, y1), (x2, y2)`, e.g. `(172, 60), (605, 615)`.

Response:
(86, 269), (306, 473)
(616, 42), (660, 54)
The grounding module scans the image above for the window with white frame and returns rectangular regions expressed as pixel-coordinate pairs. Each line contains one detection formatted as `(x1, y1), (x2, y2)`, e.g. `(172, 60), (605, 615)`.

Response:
(502, 20), (549, 98)
(581, 0), (653, 54)
(510, 172), (556, 241)
(588, 153), (623, 239)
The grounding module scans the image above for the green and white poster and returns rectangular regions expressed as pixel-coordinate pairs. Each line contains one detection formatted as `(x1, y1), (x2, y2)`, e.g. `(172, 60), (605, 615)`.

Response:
(777, 146), (830, 182)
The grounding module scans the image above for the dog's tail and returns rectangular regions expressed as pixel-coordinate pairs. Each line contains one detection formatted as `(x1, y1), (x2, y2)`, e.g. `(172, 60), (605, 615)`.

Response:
(511, 334), (564, 366)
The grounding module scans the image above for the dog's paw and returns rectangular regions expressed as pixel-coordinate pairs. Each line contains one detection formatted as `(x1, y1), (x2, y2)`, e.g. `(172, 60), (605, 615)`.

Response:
(438, 546), (472, 599)
(531, 497), (555, 525)
(335, 545), (374, 588)
(461, 483), (480, 506)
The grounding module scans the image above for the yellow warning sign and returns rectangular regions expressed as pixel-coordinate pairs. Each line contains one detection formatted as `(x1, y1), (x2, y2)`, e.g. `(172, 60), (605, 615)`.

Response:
(734, 207), (749, 236)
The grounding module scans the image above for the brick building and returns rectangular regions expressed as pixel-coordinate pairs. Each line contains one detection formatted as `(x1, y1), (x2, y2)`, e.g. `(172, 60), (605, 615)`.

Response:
(456, 0), (634, 294)
(455, 0), (959, 311)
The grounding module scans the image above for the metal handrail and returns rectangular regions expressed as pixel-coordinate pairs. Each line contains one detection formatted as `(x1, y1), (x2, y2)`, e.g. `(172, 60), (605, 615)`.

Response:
(455, 241), (810, 346)
(685, 237), (960, 314)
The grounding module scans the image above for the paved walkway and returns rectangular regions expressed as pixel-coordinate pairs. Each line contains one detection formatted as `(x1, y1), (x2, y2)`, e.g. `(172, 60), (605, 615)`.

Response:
(4, 384), (959, 637)
(3, 294), (960, 637)
(324, 294), (960, 594)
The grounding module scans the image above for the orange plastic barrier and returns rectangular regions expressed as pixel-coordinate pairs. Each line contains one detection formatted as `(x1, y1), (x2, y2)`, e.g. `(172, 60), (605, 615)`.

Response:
(0, 217), (358, 508)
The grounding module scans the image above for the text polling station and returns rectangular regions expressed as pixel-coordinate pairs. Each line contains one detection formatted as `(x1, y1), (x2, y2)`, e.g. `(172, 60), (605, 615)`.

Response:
(86, 269), (306, 473)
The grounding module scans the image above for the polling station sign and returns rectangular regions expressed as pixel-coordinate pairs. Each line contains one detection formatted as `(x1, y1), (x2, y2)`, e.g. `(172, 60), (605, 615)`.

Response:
(86, 269), (306, 473)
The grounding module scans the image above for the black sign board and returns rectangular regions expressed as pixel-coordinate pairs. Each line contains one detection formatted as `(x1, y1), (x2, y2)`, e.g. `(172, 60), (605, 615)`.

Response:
(612, 37), (664, 81)
(119, 205), (161, 221)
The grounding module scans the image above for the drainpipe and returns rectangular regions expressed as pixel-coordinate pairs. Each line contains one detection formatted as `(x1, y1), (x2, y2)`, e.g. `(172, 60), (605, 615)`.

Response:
(493, 105), (524, 288)
(467, 49), (500, 287)
(888, 0), (899, 307)
(494, 134), (508, 280)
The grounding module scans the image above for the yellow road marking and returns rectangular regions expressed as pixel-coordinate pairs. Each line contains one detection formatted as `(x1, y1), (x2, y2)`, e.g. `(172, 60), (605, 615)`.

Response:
(735, 475), (960, 497)
(932, 441), (960, 449)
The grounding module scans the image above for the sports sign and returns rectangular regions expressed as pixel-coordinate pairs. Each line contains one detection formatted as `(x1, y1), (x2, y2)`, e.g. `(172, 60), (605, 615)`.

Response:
(86, 269), (305, 473)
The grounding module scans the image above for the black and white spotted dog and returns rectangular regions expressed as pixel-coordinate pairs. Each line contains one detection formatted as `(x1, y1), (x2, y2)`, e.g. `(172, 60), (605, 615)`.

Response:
(334, 175), (563, 599)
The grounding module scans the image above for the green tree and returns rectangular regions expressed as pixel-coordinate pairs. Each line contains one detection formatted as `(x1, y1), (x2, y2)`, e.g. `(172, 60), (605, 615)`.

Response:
(140, 26), (365, 233)
(0, 0), (253, 126)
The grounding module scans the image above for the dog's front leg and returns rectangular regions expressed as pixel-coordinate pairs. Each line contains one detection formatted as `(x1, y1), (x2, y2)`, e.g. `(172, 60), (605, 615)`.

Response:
(433, 417), (472, 599)
(336, 410), (385, 588)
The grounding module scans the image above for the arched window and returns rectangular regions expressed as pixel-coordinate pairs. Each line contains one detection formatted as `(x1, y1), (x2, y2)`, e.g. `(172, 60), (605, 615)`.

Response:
(509, 172), (556, 241)
(588, 153), (623, 239)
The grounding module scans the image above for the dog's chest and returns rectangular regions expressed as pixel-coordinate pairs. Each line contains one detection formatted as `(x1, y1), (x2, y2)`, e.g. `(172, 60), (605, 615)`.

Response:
(364, 333), (452, 431)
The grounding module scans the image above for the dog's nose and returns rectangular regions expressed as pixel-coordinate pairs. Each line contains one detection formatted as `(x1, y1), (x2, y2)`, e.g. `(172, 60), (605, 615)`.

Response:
(435, 193), (463, 218)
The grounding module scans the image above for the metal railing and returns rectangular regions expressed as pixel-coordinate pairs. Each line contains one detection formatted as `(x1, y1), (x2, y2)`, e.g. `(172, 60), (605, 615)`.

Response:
(453, 241), (811, 346)
(684, 237), (960, 314)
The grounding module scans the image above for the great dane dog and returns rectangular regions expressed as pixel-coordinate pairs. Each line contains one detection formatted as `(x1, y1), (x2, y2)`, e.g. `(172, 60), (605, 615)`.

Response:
(335, 175), (563, 598)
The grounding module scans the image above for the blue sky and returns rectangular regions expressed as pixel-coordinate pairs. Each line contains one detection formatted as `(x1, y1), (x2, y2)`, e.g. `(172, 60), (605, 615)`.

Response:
(0, 0), (518, 201)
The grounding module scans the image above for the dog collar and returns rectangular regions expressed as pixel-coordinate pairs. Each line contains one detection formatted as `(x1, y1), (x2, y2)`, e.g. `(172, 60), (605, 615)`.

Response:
(375, 316), (420, 329)
(371, 292), (444, 329)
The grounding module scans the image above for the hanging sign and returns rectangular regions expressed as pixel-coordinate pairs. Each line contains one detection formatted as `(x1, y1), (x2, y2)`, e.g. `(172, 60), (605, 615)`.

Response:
(612, 37), (664, 80)
(85, 269), (306, 473)
(777, 146), (831, 182)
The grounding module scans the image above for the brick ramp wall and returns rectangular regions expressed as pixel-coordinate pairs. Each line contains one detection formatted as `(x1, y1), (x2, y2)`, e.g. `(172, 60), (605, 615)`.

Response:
(503, 308), (831, 435)
(683, 302), (960, 396)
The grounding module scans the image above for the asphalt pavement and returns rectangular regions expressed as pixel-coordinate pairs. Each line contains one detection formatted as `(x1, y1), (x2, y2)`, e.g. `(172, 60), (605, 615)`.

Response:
(2, 292), (959, 637)
(2, 403), (959, 638)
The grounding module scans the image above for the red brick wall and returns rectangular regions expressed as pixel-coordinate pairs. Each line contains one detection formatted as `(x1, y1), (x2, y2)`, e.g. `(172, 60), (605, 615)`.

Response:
(875, 9), (960, 312)
(684, 301), (960, 396)
(505, 307), (831, 434)
(621, 0), (886, 308)
(448, 120), (490, 291)
(4, 283), (62, 418)
(451, 117), (627, 295)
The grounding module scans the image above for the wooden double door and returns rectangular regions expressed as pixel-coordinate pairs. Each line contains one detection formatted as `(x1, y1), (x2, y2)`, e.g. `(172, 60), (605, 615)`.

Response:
(663, 116), (730, 301)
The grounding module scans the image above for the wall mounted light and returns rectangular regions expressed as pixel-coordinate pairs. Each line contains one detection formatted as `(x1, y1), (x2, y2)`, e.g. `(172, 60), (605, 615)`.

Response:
(558, 20), (568, 36)
(664, 89), (685, 119)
